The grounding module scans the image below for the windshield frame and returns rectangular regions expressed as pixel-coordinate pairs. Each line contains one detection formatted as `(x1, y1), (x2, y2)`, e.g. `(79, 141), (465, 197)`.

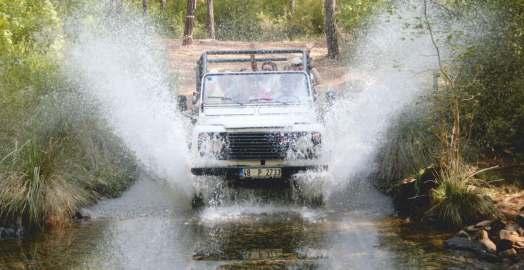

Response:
(200, 71), (313, 110)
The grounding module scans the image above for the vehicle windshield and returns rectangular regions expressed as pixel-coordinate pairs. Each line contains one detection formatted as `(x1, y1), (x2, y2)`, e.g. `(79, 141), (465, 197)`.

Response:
(203, 72), (310, 106)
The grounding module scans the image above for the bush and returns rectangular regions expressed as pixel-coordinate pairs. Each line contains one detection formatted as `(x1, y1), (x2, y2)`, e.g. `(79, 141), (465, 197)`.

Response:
(425, 165), (497, 228)
(0, 139), (89, 227)
(374, 101), (439, 192)
(0, 90), (137, 228)
(0, 0), (137, 229)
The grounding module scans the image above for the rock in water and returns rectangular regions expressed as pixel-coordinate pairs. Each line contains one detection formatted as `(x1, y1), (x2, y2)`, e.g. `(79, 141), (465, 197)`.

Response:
(500, 229), (524, 248)
(445, 236), (481, 251)
(456, 230), (470, 239)
(478, 230), (497, 253)
(500, 229), (521, 242)
(75, 208), (93, 220)
(475, 220), (493, 229)
(445, 234), (500, 262)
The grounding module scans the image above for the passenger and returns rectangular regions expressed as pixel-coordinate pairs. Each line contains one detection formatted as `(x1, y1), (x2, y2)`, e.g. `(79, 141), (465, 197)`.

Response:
(287, 57), (304, 71)
(274, 88), (297, 103)
(287, 56), (321, 86)
(250, 55), (258, 71)
(227, 76), (251, 103)
(249, 43), (258, 71)
(256, 87), (273, 100)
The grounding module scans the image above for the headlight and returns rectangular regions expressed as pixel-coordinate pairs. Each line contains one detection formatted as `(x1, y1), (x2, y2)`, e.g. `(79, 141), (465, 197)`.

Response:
(197, 133), (226, 158)
(286, 132), (321, 159)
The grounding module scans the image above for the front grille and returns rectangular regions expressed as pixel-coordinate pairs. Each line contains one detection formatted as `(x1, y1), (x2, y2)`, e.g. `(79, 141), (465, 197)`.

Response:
(224, 132), (286, 160)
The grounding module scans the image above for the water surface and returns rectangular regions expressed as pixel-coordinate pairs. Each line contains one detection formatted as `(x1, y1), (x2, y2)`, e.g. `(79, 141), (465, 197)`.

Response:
(0, 177), (498, 270)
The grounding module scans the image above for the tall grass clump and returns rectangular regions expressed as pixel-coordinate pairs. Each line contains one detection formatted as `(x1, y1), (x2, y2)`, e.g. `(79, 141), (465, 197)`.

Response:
(374, 101), (439, 191)
(0, 0), (138, 230)
(0, 139), (89, 227)
(426, 164), (496, 228)
(0, 90), (137, 228)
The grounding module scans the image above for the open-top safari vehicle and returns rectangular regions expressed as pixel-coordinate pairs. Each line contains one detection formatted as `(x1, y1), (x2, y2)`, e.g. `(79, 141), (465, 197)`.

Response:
(183, 49), (327, 181)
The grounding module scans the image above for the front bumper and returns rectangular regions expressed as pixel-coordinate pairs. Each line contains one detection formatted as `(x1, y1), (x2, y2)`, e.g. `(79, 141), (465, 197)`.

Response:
(191, 165), (327, 178)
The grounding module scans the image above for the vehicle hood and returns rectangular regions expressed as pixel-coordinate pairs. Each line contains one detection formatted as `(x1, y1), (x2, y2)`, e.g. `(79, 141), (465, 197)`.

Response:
(198, 105), (317, 129)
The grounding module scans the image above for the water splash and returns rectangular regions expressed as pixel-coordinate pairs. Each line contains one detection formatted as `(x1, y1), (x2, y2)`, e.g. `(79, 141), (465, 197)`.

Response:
(322, 3), (446, 197)
(66, 6), (191, 196)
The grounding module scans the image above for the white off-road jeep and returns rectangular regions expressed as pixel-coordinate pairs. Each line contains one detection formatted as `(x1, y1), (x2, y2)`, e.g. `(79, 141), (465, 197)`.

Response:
(187, 49), (327, 180)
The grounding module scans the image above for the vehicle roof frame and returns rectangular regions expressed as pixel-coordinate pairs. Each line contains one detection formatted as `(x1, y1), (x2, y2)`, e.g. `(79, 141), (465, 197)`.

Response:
(195, 48), (310, 94)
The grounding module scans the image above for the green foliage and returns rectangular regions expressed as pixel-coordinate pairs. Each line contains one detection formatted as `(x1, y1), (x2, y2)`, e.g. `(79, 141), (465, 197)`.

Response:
(0, 0), (137, 229)
(210, 0), (322, 40)
(0, 89), (137, 227)
(375, 0), (523, 228)
(338, 0), (389, 32)
(426, 165), (497, 228)
(441, 0), (524, 159)
(374, 101), (439, 191)
(119, 0), (384, 41)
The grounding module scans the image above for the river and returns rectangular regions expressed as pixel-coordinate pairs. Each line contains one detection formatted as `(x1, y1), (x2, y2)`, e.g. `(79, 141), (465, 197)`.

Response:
(0, 175), (497, 270)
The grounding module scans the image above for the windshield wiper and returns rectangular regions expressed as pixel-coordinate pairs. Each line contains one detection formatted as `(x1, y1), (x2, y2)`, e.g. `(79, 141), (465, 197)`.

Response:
(247, 98), (304, 106)
(205, 96), (244, 106)
(248, 97), (274, 103)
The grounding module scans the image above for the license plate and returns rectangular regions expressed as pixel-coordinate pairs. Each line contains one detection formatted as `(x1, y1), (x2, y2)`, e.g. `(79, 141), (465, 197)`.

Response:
(240, 168), (282, 179)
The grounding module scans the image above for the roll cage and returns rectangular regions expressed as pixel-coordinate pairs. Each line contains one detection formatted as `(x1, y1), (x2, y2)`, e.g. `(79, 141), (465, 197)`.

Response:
(195, 49), (313, 97)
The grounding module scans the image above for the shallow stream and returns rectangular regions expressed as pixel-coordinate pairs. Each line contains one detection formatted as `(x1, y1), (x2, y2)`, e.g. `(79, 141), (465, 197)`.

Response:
(0, 176), (498, 270)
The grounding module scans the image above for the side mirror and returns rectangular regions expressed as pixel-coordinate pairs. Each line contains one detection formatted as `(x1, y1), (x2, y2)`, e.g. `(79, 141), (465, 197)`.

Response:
(177, 95), (188, 112)
(192, 92), (199, 104)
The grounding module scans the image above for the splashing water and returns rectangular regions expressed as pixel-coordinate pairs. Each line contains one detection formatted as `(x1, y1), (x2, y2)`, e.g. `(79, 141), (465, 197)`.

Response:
(321, 3), (446, 197)
(66, 7), (191, 196)
(65, 2), (447, 211)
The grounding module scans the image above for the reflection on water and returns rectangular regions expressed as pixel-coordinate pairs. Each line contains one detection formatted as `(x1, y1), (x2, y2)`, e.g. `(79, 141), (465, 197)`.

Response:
(0, 178), (497, 270)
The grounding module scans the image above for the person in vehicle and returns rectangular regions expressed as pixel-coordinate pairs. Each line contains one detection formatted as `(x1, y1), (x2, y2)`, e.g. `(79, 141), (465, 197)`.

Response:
(226, 76), (252, 103)
(274, 73), (307, 103)
(287, 56), (321, 86)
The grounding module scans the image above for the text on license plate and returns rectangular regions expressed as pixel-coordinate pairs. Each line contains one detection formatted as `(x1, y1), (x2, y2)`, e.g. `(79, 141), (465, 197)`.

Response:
(241, 168), (282, 178)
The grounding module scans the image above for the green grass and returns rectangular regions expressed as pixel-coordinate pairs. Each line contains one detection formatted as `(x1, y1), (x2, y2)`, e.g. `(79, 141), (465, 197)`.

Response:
(374, 103), (438, 192)
(375, 101), (498, 228)
(425, 164), (497, 228)
(0, 91), (137, 229)
(0, 138), (88, 227)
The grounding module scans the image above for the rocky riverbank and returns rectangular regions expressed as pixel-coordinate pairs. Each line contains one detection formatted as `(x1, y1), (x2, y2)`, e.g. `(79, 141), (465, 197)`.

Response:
(390, 165), (524, 266)
(444, 214), (524, 268)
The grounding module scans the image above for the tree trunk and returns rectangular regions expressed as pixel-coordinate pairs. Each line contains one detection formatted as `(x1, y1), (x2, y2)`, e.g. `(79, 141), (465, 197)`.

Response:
(160, 0), (167, 10)
(206, 0), (216, 39)
(324, 0), (339, 59)
(142, 0), (148, 15)
(290, 0), (296, 14)
(183, 0), (197, 45)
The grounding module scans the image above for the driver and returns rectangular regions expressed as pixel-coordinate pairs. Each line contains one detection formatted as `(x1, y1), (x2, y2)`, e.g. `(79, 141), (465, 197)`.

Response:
(226, 76), (251, 103)
(274, 75), (302, 103)
(252, 76), (276, 101)
(287, 56), (321, 86)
